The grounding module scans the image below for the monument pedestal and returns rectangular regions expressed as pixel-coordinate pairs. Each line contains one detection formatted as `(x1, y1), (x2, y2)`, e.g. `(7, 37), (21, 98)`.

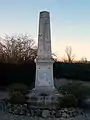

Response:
(27, 58), (60, 109)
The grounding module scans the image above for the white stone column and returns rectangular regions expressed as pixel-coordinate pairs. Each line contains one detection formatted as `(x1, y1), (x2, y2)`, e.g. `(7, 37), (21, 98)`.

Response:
(37, 11), (52, 59)
(35, 11), (55, 91)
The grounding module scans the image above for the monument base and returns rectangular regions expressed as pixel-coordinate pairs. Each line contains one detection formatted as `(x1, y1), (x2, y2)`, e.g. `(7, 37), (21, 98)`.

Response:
(27, 87), (60, 109)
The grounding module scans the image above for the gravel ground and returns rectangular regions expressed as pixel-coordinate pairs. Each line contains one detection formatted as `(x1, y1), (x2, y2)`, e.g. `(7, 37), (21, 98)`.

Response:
(0, 91), (90, 120)
(0, 110), (90, 120)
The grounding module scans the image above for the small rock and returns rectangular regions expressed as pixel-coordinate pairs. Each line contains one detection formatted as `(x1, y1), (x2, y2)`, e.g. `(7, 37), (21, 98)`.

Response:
(64, 108), (68, 112)
(42, 110), (50, 118)
(62, 112), (67, 118)
(55, 110), (61, 118)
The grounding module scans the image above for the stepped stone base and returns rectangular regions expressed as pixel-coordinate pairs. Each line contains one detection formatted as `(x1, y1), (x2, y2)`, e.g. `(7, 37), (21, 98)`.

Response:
(27, 87), (61, 109)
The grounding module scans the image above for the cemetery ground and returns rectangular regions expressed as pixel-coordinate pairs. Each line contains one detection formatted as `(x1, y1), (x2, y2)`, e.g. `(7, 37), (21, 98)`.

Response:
(0, 80), (90, 119)
(0, 109), (90, 120)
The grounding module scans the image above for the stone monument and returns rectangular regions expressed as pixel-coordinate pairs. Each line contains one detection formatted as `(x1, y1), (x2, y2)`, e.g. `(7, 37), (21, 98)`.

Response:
(35, 11), (55, 91)
(27, 11), (59, 108)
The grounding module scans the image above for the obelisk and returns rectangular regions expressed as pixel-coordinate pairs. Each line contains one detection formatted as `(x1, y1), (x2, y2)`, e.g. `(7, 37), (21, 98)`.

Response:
(27, 11), (59, 108)
(35, 11), (55, 91)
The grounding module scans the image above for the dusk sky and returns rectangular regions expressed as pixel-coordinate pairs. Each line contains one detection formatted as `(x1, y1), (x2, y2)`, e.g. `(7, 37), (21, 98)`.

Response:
(0, 0), (90, 60)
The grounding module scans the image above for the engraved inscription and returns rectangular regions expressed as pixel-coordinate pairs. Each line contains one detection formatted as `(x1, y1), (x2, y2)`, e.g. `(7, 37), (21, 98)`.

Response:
(37, 69), (52, 86)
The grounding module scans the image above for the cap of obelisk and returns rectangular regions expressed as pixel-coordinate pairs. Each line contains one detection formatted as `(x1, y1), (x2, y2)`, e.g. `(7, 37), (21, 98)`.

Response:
(37, 11), (52, 59)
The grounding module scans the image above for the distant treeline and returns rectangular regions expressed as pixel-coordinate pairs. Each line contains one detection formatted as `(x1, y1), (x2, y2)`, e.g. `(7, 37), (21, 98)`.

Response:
(0, 62), (36, 89)
(0, 62), (90, 88)
(53, 62), (90, 81)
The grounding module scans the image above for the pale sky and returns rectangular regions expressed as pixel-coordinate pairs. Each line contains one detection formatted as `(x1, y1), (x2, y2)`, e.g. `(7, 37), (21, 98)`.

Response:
(0, 0), (90, 60)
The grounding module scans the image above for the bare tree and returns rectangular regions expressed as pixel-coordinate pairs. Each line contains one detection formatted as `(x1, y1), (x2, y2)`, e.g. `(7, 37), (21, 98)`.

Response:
(0, 34), (37, 63)
(63, 46), (75, 62)
(79, 57), (87, 63)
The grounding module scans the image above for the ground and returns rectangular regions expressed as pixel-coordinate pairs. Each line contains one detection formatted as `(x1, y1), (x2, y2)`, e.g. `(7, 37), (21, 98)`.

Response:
(0, 110), (90, 120)
(0, 89), (90, 120)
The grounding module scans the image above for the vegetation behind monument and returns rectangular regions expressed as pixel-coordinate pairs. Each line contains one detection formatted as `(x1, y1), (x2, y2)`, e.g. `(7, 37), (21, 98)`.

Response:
(0, 35), (90, 88)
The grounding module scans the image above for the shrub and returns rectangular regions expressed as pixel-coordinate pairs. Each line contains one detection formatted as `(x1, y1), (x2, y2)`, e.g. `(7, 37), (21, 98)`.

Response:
(59, 82), (90, 99)
(57, 94), (77, 108)
(9, 91), (26, 104)
(7, 83), (28, 104)
(58, 82), (90, 108)
(7, 83), (28, 95)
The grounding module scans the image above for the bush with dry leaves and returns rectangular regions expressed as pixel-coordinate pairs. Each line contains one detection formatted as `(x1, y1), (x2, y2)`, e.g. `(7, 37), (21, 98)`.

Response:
(0, 34), (37, 63)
